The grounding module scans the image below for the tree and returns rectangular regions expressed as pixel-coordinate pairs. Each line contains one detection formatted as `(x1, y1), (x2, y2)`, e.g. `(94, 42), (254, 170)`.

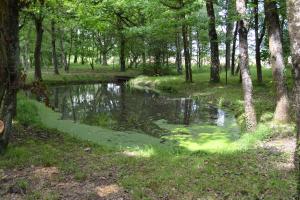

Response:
(254, 0), (264, 83)
(27, 0), (46, 81)
(236, 0), (257, 131)
(287, 0), (300, 170)
(231, 22), (238, 75)
(0, 0), (20, 152)
(225, 0), (234, 83)
(206, 0), (220, 83)
(51, 20), (59, 75)
(264, 0), (289, 123)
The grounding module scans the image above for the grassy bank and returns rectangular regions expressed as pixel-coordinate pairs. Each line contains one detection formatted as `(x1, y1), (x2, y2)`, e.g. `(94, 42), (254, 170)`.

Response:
(25, 64), (141, 85)
(129, 68), (295, 128)
(0, 67), (297, 199)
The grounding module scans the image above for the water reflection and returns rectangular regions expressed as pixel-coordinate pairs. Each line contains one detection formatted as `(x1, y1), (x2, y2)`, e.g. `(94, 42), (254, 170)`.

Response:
(48, 83), (236, 137)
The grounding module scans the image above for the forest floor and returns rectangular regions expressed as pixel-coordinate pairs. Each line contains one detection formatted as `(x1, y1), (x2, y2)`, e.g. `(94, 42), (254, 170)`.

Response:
(0, 125), (296, 199)
(0, 66), (298, 199)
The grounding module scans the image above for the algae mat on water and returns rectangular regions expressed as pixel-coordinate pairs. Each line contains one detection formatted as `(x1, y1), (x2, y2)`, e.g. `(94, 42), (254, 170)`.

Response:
(22, 96), (273, 154)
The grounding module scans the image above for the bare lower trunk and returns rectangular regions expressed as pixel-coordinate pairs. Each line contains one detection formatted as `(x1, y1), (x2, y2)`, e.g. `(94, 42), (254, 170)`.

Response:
(34, 17), (43, 81)
(102, 52), (108, 66)
(265, 0), (289, 123)
(237, 0), (257, 131)
(231, 22), (238, 75)
(51, 20), (59, 75)
(176, 30), (183, 74)
(287, 0), (300, 174)
(254, 0), (263, 83)
(225, 0), (233, 78)
(0, 0), (19, 152)
(60, 29), (68, 72)
(120, 32), (126, 72)
(182, 24), (192, 83)
(206, 0), (220, 82)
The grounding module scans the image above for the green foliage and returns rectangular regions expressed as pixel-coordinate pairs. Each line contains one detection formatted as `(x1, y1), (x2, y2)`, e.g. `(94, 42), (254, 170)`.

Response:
(17, 98), (40, 126)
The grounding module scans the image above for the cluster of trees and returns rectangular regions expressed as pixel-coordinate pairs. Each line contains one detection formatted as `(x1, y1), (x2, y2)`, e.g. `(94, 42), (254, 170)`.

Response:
(0, 0), (300, 164)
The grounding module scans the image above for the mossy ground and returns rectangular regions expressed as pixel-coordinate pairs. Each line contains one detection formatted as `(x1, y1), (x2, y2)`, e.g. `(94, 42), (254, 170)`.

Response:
(0, 65), (297, 199)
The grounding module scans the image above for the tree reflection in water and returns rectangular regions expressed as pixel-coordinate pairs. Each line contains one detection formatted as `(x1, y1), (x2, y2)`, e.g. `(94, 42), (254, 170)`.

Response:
(49, 83), (236, 137)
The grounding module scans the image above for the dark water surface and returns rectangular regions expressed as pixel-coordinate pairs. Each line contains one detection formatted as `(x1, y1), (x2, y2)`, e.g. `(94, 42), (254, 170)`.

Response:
(47, 83), (239, 137)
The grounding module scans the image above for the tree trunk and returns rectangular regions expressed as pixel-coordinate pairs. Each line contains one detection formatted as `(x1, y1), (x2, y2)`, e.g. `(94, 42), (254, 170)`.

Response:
(182, 24), (193, 83)
(176, 30), (183, 74)
(236, 0), (257, 131)
(231, 22), (238, 75)
(265, 0), (289, 123)
(102, 52), (108, 66)
(67, 30), (73, 70)
(254, 0), (263, 83)
(0, 0), (19, 152)
(60, 29), (68, 72)
(225, 0), (233, 83)
(119, 31), (126, 72)
(196, 31), (201, 68)
(287, 2), (300, 192)
(206, 0), (220, 83)
(51, 20), (59, 75)
(34, 17), (43, 81)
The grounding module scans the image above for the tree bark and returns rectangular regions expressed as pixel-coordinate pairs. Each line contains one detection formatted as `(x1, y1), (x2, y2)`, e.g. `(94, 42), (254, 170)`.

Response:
(254, 0), (263, 83)
(231, 22), (238, 75)
(0, 0), (19, 152)
(182, 23), (193, 83)
(225, 0), (233, 82)
(51, 20), (59, 75)
(34, 16), (43, 81)
(206, 0), (220, 83)
(287, 0), (300, 194)
(60, 29), (68, 72)
(236, 0), (257, 131)
(265, 0), (289, 123)
(120, 31), (126, 72)
(176, 29), (183, 74)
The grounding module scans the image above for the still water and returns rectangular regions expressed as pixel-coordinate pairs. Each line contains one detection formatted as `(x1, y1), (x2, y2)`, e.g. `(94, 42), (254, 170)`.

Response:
(46, 83), (240, 138)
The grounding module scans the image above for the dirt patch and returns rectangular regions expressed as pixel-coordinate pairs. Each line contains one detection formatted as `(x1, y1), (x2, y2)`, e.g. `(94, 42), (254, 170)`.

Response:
(0, 166), (131, 200)
(259, 137), (296, 170)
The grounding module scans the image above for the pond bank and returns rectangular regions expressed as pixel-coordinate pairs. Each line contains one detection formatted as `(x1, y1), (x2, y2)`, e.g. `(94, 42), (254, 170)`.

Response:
(0, 69), (297, 199)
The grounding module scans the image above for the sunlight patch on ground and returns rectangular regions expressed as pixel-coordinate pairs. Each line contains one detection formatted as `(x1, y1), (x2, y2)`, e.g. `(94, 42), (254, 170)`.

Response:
(33, 167), (59, 179)
(122, 147), (155, 158)
(95, 184), (120, 198)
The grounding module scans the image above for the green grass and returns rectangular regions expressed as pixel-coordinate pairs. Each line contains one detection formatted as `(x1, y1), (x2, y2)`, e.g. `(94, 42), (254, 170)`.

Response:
(25, 64), (141, 85)
(0, 66), (297, 199)
(0, 124), (296, 199)
(129, 67), (294, 125)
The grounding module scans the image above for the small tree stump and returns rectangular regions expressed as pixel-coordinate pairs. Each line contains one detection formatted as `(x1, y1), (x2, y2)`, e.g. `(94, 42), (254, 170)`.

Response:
(0, 120), (4, 135)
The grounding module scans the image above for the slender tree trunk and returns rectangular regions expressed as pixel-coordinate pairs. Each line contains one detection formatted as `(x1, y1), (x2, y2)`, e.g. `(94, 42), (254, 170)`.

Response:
(225, 0), (233, 83)
(102, 52), (108, 66)
(287, 2), (300, 196)
(34, 17), (43, 81)
(196, 31), (201, 68)
(265, 0), (289, 123)
(0, 0), (19, 152)
(67, 30), (73, 70)
(51, 20), (59, 75)
(182, 24), (192, 83)
(206, 0), (220, 82)
(176, 30), (183, 74)
(120, 33), (126, 72)
(60, 29), (68, 72)
(254, 0), (263, 83)
(237, 0), (257, 131)
(231, 22), (238, 75)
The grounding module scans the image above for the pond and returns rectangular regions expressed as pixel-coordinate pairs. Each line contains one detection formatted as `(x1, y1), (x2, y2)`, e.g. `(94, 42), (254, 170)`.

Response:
(46, 83), (241, 141)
